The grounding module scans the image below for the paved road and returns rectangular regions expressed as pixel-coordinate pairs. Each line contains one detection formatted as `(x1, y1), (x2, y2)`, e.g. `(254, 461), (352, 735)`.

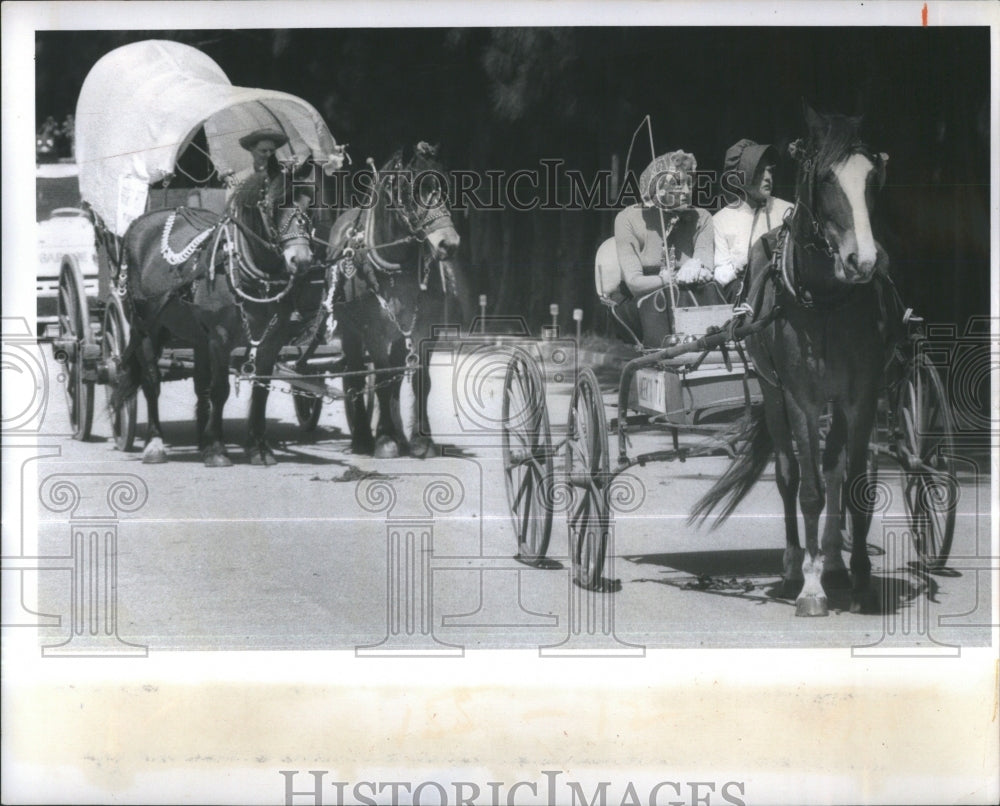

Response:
(18, 341), (993, 654)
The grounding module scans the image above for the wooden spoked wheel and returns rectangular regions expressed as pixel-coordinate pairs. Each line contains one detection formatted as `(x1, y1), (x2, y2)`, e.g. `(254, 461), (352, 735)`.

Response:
(293, 393), (323, 432)
(565, 366), (610, 590)
(101, 293), (137, 451)
(501, 349), (553, 564)
(894, 352), (957, 570)
(56, 263), (94, 441)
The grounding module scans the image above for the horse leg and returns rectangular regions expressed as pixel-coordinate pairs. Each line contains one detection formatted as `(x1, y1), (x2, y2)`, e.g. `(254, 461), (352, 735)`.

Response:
(408, 362), (436, 459)
(761, 386), (803, 599)
(789, 402), (828, 617)
(342, 331), (374, 455)
(192, 340), (212, 450)
(846, 400), (878, 614)
(373, 365), (403, 458)
(246, 315), (288, 467)
(139, 331), (168, 464)
(201, 320), (234, 468)
(373, 338), (406, 458)
(820, 406), (851, 594)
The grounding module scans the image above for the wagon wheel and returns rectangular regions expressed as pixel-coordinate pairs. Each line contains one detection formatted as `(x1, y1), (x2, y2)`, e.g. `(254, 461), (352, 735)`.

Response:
(565, 366), (610, 590)
(101, 293), (136, 451)
(893, 351), (957, 570)
(501, 349), (553, 564)
(293, 393), (323, 432)
(56, 262), (94, 440)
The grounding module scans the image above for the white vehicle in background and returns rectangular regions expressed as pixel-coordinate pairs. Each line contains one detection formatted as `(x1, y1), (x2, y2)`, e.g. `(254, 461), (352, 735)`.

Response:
(36, 162), (100, 339)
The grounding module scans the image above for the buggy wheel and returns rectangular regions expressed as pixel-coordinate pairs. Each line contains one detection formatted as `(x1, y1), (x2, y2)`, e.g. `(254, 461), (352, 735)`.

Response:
(293, 394), (323, 432)
(57, 263), (94, 440)
(101, 294), (136, 451)
(565, 366), (610, 590)
(894, 352), (957, 569)
(501, 349), (553, 564)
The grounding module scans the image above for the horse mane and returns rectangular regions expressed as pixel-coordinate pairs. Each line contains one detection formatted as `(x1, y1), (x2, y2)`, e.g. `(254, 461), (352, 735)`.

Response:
(810, 113), (865, 175)
(229, 169), (282, 213)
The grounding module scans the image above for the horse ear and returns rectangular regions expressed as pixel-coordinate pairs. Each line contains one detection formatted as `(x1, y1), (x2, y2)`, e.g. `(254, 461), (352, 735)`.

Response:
(415, 141), (438, 159)
(876, 152), (889, 187)
(802, 101), (824, 136)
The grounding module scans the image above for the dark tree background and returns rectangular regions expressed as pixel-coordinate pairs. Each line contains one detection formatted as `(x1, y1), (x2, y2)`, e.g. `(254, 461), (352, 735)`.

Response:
(36, 27), (990, 332)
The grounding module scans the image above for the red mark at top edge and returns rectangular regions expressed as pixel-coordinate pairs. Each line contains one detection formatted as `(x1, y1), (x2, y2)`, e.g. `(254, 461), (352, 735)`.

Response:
(922, 3), (928, 26)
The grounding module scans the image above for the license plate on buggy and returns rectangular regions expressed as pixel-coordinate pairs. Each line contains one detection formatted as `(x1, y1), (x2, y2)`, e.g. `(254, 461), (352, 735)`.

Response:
(636, 368), (668, 413)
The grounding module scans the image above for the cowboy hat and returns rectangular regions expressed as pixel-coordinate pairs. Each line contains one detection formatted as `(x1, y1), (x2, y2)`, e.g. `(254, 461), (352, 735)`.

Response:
(238, 128), (289, 151)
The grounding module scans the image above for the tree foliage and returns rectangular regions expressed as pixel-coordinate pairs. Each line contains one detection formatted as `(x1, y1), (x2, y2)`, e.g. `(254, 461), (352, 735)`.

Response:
(35, 27), (990, 331)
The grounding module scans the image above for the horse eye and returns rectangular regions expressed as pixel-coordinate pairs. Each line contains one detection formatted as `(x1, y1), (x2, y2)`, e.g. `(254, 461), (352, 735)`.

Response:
(420, 182), (442, 206)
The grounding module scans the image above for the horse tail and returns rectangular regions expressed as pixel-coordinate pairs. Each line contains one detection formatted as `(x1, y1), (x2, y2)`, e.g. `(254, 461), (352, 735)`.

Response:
(109, 328), (144, 413)
(688, 403), (773, 528)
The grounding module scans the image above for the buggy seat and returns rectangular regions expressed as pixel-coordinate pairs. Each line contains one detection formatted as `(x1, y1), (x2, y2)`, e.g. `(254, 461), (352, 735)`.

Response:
(595, 237), (735, 352)
(595, 238), (758, 425)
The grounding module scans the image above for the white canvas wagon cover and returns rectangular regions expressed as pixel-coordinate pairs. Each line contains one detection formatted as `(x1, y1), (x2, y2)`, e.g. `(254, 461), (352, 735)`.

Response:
(75, 39), (340, 235)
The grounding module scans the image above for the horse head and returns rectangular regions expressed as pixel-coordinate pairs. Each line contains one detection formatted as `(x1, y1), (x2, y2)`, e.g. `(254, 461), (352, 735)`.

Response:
(379, 141), (460, 262)
(789, 105), (888, 284)
(229, 169), (314, 277)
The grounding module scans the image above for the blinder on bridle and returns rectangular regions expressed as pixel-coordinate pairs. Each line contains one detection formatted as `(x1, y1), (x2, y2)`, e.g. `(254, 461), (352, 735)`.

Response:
(239, 170), (313, 256)
(384, 142), (453, 239)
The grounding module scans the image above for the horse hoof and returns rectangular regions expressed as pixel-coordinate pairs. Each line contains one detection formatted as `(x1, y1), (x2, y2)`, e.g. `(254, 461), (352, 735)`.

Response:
(409, 436), (435, 459)
(204, 452), (232, 468)
(351, 442), (374, 456)
(778, 578), (804, 600)
(374, 437), (400, 459)
(795, 594), (829, 617)
(142, 450), (168, 465)
(850, 589), (877, 615)
(247, 441), (277, 466)
(822, 568), (852, 591)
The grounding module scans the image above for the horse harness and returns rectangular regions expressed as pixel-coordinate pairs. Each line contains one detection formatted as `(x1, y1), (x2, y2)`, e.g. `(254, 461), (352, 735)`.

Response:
(323, 164), (453, 359)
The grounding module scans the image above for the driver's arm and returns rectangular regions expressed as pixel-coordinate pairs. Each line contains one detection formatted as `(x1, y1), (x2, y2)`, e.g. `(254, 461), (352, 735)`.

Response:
(615, 209), (670, 296)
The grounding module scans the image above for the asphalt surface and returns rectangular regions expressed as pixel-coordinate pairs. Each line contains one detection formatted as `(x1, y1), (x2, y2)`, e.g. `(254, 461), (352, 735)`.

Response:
(19, 340), (993, 654)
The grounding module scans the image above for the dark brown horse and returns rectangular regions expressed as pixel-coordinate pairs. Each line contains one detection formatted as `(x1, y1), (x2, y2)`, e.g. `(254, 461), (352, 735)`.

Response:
(691, 106), (891, 616)
(326, 142), (462, 458)
(112, 169), (313, 466)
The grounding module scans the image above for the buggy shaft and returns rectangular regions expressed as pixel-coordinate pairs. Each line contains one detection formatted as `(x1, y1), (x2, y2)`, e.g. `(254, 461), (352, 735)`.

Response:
(616, 307), (781, 464)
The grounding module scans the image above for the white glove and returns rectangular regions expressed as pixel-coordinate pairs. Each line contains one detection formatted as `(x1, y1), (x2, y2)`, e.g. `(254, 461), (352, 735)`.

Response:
(714, 262), (739, 286)
(676, 258), (710, 285)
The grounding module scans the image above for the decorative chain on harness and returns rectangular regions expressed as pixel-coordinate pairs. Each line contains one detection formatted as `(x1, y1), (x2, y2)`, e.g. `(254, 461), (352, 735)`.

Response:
(159, 210), (219, 265)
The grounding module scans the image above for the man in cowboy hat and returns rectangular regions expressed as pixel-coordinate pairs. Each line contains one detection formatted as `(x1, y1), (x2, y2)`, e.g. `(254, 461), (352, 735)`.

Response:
(712, 139), (794, 297)
(225, 127), (289, 196)
(610, 149), (716, 346)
